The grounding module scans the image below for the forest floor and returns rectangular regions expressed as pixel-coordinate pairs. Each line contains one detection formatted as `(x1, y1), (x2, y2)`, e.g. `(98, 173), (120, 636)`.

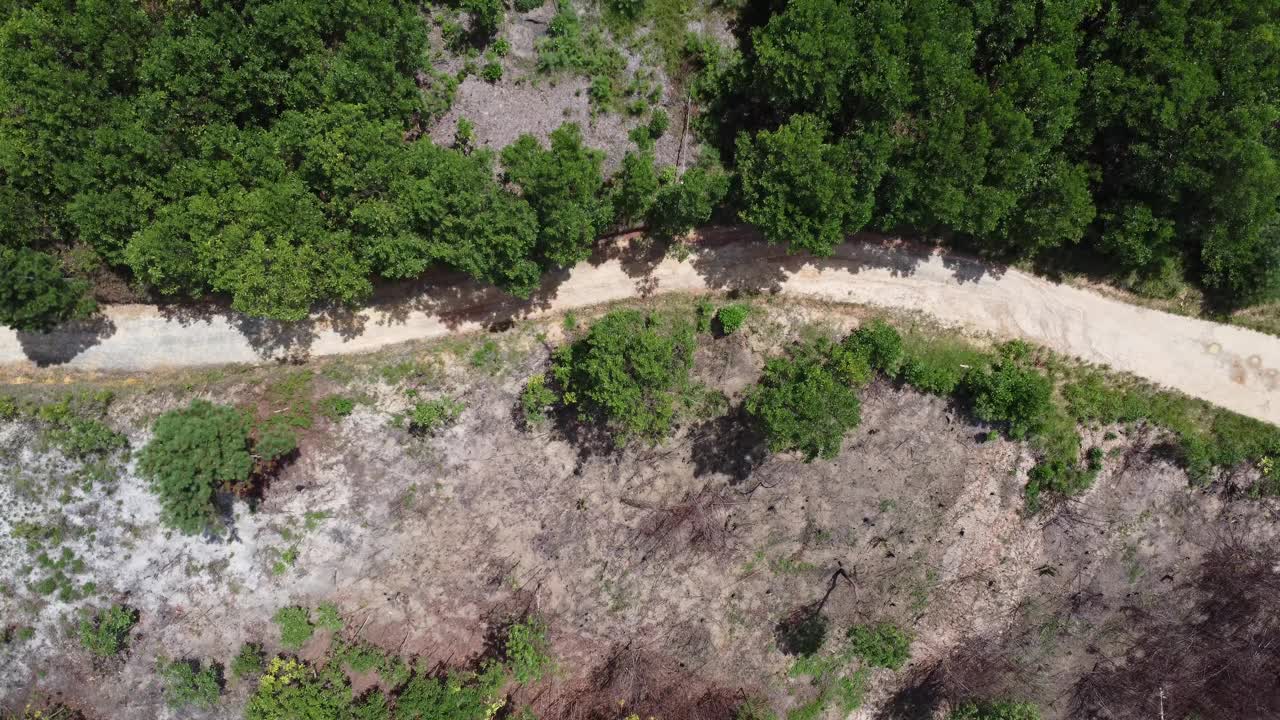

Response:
(3, 230), (1278, 427)
(3, 298), (1278, 720)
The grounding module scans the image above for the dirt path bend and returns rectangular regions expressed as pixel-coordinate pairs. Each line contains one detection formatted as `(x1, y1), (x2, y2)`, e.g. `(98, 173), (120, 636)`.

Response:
(1, 236), (1278, 425)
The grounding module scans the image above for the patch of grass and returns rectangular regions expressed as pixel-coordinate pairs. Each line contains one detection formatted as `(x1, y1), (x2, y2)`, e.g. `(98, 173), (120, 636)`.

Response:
(263, 370), (315, 430)
(78, 604), (138, 657)
(846, 623), (912, 670)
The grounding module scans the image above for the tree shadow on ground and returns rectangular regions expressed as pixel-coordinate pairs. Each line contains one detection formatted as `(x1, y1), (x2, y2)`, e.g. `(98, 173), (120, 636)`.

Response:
(876, 669), (944, 720)
(16, 314), (117, 366)
(689, 404), (767, 484)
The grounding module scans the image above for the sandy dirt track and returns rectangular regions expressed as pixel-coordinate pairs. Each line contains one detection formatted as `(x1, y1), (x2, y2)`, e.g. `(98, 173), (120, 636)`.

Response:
(1, 233), (1277, 425)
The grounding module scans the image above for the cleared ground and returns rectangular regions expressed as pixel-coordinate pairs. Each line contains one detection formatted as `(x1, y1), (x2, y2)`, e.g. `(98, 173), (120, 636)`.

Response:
(3, 299), (1276, 719)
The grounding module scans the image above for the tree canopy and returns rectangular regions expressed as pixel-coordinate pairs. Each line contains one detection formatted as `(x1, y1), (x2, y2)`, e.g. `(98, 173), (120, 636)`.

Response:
(552, 309), (698, 444)
(0, 0), (673, 328)
(719, 0), (1280, 307)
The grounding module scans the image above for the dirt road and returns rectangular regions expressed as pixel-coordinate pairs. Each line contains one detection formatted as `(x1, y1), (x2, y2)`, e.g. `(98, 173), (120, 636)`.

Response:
(1, 236), (1277, 424)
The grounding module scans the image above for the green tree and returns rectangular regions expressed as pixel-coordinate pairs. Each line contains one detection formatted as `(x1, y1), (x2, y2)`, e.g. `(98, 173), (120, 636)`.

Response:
(136, 400), (258, 535)
(745, 339), (862, 461)
(502, 123), (609, 268)
(647, 164), (730, 241)
(552, 309), (697, 444)
(613, 149), (659, 225)
(736, 115), (870, 255)
(389, 143), (542, 296)
(0, 247), (94, 331)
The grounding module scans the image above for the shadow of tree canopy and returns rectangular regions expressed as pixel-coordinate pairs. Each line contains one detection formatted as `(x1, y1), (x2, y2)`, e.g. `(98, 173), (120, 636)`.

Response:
(16, 314), (117, 366)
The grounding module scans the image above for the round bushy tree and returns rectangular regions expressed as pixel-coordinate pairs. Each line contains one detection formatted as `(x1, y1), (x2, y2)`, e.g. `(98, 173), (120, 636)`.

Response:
(137, 400), (255, 535)
(552, 309), (696, 444)
(735, 115), (867, 255)
(746, 339), (862, 461)
(962, 361), (1053, 440)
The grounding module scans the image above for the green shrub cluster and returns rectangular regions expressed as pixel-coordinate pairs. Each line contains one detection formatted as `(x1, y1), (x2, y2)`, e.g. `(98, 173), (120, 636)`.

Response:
(552, 309), (698, 444)
(716, 304), (749, 334)
(273, 606), (317, 650)
(746, 338), (864, 462)
(158, 657), (222, 709)
(231, 643), (265, 681)
(78, 604), (138, 657)
(502, 619), (553, 684)
(406, 398), (465, 436)
(243, 619), (552, 719)
(138, 400), (294, 535)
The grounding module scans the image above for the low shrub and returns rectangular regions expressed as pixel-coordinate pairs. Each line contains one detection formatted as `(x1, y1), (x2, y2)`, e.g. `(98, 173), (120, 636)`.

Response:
(244, 657), (352, 720)
(504, 618), (553, 684)
(716, 304), (749, 334)
(552, 309), (697, 444)
(961, 361), (1054, 440)
(520, 376), (558, 427)
(846, 622), (912, 670)
(320, 395), (356, 421)
(137, 400), (292, 535)
(273, 606), (315, 650)
(158, 657), (222, 709)
(407, 398), (465, 435)
(231, 642), (265, 680)
(843, 319), (905, 377)
(78, 604), (138, 657)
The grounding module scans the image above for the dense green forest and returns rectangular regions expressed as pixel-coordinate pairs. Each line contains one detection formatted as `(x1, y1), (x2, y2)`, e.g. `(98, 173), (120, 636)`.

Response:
(1, 0), (1278, 330)
(0, 0), (723, 328)
(717, 0), (1280, 305)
